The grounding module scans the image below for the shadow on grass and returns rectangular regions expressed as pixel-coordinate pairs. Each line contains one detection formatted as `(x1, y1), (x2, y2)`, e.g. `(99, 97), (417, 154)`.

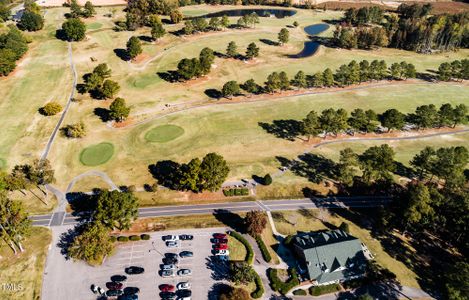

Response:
(258, 119), (303, 141)
(212, 209), (245, 233)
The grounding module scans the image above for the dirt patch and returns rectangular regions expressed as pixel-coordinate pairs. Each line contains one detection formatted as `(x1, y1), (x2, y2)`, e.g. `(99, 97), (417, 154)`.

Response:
(131, 53), (150, 64)
(113, 117), (134, 128)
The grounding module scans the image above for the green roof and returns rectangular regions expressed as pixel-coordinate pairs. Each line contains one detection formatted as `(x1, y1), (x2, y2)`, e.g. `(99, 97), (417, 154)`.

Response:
(294, 230), (366, 284)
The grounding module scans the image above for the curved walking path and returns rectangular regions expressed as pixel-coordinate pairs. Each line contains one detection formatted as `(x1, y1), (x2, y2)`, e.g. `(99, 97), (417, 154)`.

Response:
(115, 80), (468, 129)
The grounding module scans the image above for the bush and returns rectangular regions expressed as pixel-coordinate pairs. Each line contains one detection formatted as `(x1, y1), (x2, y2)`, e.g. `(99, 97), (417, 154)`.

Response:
(117, 236), (129, 242)
(251, 271), (264, 298)
(61, 122), (86, 138)
(61, 18), (86, 41)
(293, 289), (307, 295)
(263, 174), (272, 185)
(140, 234), (150, 240)
(40, 102), (63, 116)
(19, 11), (44, 31)
(309, 283), (341, 296)
(268, 268), (300, 295)
(229, 231), (254, 265)
(223, 188), (249, 197)
(129, 235), (140, 241)
(109, 236), (117, 242)
(255, 236), (272, 263)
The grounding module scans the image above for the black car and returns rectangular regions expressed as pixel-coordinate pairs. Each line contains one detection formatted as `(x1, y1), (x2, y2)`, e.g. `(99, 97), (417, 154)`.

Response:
(165, 253), (178, 259)
(179, 251), (193, 258)
(179, 234), (193, 240)
(106, 289), (124, 297)
(125, 266), (144, 275)
(123, 287), (140, 295)
(163, 257), (178, 265)
(111, 275), (128, 282)
(160, 291), (176, 299)
(177, 289), (192, 297)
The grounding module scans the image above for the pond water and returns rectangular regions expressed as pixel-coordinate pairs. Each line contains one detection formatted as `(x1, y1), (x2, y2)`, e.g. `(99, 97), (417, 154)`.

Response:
(292, 23), (330, 58)
(197, 8), (297, 19)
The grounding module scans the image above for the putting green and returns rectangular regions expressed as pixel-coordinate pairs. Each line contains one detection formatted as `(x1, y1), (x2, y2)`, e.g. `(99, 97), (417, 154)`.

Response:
(0, 158), (6, 170)
(80, 142), (115, 166)
(87, 22), (103, 30)
(145, 125), (184, 143)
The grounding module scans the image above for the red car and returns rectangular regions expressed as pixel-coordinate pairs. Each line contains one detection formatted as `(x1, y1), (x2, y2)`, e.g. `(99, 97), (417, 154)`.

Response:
(214, 243), (228, 250)
(213, 233), (227, 239)
(159, 284), (175, 292)
(106, 282), (123, 290)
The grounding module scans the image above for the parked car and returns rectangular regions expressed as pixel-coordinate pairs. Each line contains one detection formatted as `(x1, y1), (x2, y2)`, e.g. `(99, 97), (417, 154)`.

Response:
(179, 251), (193, 258)
(118, 295), (138, 300)
(212, 238), (228, 244)
(166, 241), (180, 248)
(215, 249), (230, 256)
(161, 270), (176, 278)
(163, 235), (179, 241)
(213, 244), (228, 251)
(110, 275), (127, 282)
(160, 284), (175, 292)
(123, 287), (140, 295)
(177, 269), (192, 276)
(165, 253), (178, 259)
(177, 289), (192, 297)
(213, 233), (226, 239)
(177, 282), (191, 290)
(106, 282), (123, 290)
(160, 291), (176, 300)
(176, 297), (191, 300)
(125, 266), (144, 275)
(162, 264), (177, 271)
(163, 257), (178, 265)
(105, 289), (124, 297)
(179, 234), (193, 240)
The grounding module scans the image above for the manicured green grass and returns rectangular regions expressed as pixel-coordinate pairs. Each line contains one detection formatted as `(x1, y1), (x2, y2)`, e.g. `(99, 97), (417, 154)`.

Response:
(228, 235), (248, 261)
(79, 142), (115, 166)
(87, 22), (103, 30)
(144, 124), (185, 143)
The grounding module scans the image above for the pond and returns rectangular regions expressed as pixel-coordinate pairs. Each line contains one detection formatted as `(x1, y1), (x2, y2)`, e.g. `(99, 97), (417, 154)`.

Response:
(292, 23), (330, 58)
(195, 8), (297, 19)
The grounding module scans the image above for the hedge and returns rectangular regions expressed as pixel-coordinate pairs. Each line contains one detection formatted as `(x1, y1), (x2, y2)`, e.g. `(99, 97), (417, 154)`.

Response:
(293, 289), (307, 296)
(140, 234), (150, 240)
(223, 188), (249, 197)
(255, 236), (272, 263)
(117, 236), (129, 242)
(129, 235), (141, 241)
(309, 283), (341, 296)
(229, 231), (254, 265)
(268, 268), (300, 295)
(109, 236), (117, 242)
(251, 271), (264, 299)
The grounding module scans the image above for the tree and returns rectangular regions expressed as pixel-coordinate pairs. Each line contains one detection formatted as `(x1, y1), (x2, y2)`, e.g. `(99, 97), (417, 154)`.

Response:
(67, 221), (114, 265)
(245, 210), (267, 236)
(410, 146), (436, 179)
(198, 153), (230, 191)
(242, 79), (260, 94)
(170, 9), (183, 24)
(221, 15), (230, 29)
(222, 81), (240, 99)
(319, 108), (348, 137)
(403, 183), (434, 229)
(226, 41), (238, 58)
(265, 72), (281, 93)
(445, 262), (469, 300)
(438, 62), (452, 81)
(93, 63), (111, 78)
(431, 146), (468, 189)
(29, 159), (55, 187)
(302, 110), (321, 141)
(19, 11), (44, 31)
(100, 80), (120, 99)
(245, 42), (259, 60)
(279, 71), (290, 90)
(364, 109), (378, 132)
(0, 194), (31, 253)
(338, 148), (358, 187)
(293, 21), (299, 27)
(451, 104), (468, 128)
(62, 122), (86, 138)
(410, 104), (438, 129)
(62, 18), (86, 41)
(0, 49), (17, 76)
(40, 102), (63, 116)
(183, 20), (194, 35)
(177, 58), (200, 80)
(209, 17), (220, 31)
(379, 109), (405, 132)
(126, 36), (142, 60)
(93, 190), (138, 230)
(0, 5), (10, 23)
(263, 174), (272, 185)
(359, 144), (396, 183)
(199, 47), (214, 75)
(178, 158), (201, 192)
(151, 22), (166, 41)
(69, 0), (82, 18)
(322, 68), (334, 87)
(348, 108), (368, 133)
(278, 28), (289, 45)
(109, 97), (131, 122)
(82, 1), (96, 18)
(230, 262), (256, 284)
(438, 103), (455, 127)
(292, 70), (307, 88)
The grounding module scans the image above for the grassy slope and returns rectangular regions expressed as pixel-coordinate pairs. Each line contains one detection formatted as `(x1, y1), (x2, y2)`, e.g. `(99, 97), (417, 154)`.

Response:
(0, 227), (52, 300)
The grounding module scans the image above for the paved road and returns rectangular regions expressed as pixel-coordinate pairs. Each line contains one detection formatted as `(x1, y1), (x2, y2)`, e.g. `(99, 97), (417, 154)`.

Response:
(31, 196), (389, 227)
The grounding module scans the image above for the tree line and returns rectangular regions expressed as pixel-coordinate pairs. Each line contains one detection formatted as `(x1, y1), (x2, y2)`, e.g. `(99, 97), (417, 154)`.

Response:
(437, 59), (469, 81)
(217, 59), (417, 98)
(336, 4), (469, 52)
(149, 152), (230, 192)
(175, 47), (215, 80)
(0, 26), (29, 76)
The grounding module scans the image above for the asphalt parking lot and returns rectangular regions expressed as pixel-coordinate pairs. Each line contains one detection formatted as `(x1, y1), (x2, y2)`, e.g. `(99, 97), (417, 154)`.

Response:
(42, 226), (229, 300)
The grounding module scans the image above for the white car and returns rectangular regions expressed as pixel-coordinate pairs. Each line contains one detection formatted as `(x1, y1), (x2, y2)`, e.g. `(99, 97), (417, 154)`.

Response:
(177, 282), (191, 290)
(177, 269), (192, 276)
(162, 264), (177, 271)
(215, 249), (229, 256)
(166, 240), (180, 248)
(163, 235), (179, 241)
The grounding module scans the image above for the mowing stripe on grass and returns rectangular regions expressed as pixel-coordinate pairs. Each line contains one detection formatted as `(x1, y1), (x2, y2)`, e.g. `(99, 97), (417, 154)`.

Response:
(144, 124), (184, 143)
(79, 142), (115, 166)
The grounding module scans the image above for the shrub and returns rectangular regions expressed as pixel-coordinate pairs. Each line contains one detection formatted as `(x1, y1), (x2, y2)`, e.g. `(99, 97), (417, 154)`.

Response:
(263, 173), (272, 185)
(62, 18), (86, 41)
(293, 289), (307, 295)
(62, 122), (86, 138)
(255, 236), (272, 263)
(140, 234), (150, 240)
(339, 221), (350, 233)
(40, 102), (63, 116)
(19, 11), (44, 31)
(117, 236), (129, 242)
(229, 231), (254, 265)
(129, 235), (140, 241)
(109, 236), (117, 242)
(284, 235), (294, 247)
(268, 268), (300, 295)
(309, 283), (341, 296)
(251, 271), (264, 298)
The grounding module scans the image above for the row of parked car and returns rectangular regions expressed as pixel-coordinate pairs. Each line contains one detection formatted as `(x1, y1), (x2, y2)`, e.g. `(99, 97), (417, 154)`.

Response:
(211, 233), (230, 257)
(91, 267), (145, 299)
